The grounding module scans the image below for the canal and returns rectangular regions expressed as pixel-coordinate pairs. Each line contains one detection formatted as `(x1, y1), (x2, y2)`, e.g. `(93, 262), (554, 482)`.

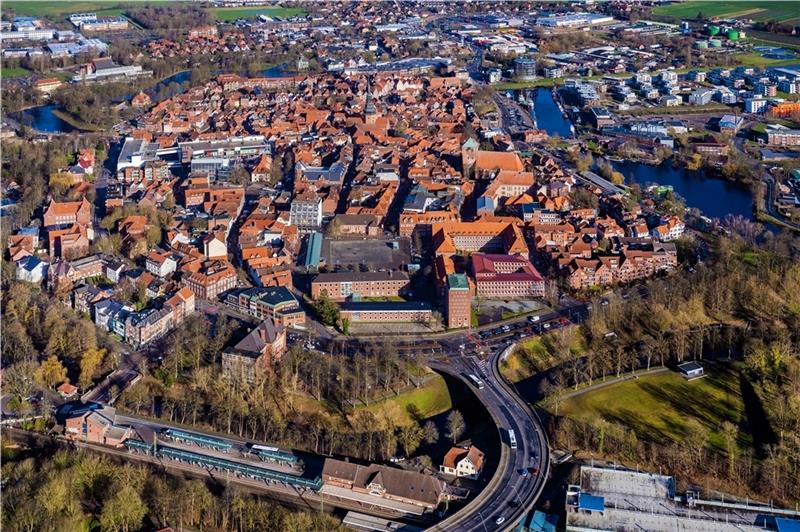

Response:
(515, 87), (573, 138)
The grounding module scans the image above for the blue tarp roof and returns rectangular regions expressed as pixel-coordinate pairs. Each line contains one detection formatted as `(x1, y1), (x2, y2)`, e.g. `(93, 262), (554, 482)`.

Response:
(578, 493), (605, 512)
(524, 511), (558, 532)
(776, 518), (800, 532)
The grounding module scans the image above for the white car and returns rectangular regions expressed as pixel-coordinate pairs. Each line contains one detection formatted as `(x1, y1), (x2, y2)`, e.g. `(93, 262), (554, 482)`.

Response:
(495, 516), (506, 525)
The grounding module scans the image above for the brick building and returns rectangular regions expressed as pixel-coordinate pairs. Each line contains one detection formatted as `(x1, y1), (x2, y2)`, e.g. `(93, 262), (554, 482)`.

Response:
(446, 273), (472, 329)
(311, 271), (410, 302)
(64, 406), (131, 447)
(182, 259), (238, 300)
(225, 286), (306, 328)
(340, 301), (433, 323)
(43, 197), (92, 227)
(471, 253), (545, 298)
(222, 320), (286, 382)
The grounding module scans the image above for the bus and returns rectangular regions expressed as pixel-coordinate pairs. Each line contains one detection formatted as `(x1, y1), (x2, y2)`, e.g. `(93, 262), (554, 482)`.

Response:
(468, 374), (485, 390)
(508, 429), (517, 450)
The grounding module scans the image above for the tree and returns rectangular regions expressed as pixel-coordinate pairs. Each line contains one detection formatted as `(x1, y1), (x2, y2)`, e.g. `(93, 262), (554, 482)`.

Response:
(575, 152), (594, 173)
(79, 347), (106, 389)
(397, 423), (424, 457)
(99, 484), (147, 532)
(423, 420), (440, 445)
(446, 410), (466, 443)
(609, 171), (625, 185)
(721, 421), (739, 479)
(35, 355), (68, 389)
(313, 291), (340, 326)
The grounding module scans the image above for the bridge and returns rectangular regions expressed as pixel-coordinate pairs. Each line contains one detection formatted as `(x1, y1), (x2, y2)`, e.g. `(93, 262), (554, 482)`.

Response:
(426, 343), (550, 532)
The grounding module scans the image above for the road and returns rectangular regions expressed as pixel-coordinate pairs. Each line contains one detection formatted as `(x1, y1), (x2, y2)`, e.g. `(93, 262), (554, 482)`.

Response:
(82, 350), (144, 404)
(427, 344), (549, 531)
(761, 173), (800, 232)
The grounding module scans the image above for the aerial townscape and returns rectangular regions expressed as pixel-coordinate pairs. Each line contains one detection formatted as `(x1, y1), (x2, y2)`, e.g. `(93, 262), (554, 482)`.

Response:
(2, 1), (800, 531)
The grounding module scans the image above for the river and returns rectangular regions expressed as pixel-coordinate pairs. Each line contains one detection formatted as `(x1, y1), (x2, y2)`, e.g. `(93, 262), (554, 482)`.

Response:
(14, 65), (291, 134)
(12, 104), (77, 133)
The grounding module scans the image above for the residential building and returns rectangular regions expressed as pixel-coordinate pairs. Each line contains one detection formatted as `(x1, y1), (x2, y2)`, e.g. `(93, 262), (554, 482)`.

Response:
(745, 97), (767, 114)
(94, 299), (133, 337)
(222, 320), (286, 382)
(16, 256), (48, 283)
(145, 250), (178, 277)
(125, 307), (174, 348)
(440, 445), (485, 480)
(182, 259), (238, 300)
(289, 192), (323, 229)
(766, 129), (800, 146)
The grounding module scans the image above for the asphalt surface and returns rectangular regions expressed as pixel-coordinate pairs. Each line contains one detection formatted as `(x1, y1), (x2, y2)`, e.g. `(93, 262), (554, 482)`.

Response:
(427, 346), (550, 532)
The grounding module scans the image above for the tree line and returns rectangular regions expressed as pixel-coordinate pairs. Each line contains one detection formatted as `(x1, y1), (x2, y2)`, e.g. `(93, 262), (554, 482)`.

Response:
(1, 443), (342, 532)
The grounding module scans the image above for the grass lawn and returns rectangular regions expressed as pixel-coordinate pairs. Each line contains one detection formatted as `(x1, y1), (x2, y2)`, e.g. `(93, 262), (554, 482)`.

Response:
(653, 1), (800, 23)
(1, 67), (29, 78)
(361, 373), (452, 425)
(554, 363), (752, 453)
(733, 52), (800, 69)
(3, 1), (120, 17)
(494, 78), (562, 90)
(210, 6), (307, 21)
(501, 333), (586, 383)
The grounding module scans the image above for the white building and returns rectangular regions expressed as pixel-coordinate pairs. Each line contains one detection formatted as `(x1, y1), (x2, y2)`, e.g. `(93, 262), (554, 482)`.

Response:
(745, 97), (767, 114)
(440, 445), (485, 480)
(16, 256), (48, 283)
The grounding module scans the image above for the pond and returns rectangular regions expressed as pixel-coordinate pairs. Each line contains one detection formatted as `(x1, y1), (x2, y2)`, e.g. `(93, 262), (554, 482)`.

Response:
(13, 104), (77, 133)
(610, 160), (756, 222)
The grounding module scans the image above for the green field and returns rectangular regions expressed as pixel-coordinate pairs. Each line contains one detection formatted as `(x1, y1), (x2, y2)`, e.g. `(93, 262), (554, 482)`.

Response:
(554, 364), (752, 452)
(362, 374), (453, 425)
(210, 6), (307, 21)
(653, 1), (800, 23)
(2, 1), (126, 17)
(1, 67), (30, 78)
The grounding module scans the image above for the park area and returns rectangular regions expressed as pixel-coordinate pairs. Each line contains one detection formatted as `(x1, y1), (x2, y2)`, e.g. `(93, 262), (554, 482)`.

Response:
(552, 363), (755, 453)
(652, 1), (800, 23)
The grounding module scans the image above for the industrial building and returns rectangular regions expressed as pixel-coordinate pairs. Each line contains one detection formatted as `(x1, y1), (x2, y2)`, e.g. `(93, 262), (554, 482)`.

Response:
(565, 465), (800, 532)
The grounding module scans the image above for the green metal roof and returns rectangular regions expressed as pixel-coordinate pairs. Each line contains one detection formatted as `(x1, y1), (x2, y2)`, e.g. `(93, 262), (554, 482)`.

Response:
(447, 273), (469, 290)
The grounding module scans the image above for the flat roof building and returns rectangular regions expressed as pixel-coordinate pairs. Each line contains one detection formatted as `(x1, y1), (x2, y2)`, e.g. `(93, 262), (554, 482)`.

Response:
(566, 465), (799, 531)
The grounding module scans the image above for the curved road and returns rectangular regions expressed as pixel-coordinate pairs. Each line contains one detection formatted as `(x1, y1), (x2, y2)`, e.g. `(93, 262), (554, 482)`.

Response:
(427, 344), (550, 531)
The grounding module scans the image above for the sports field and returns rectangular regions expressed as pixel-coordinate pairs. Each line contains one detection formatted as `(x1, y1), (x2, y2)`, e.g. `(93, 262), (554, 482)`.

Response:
(653, 1), (800, 23)
(554, 363), (753, 452)
(210, 6), (307, 21)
